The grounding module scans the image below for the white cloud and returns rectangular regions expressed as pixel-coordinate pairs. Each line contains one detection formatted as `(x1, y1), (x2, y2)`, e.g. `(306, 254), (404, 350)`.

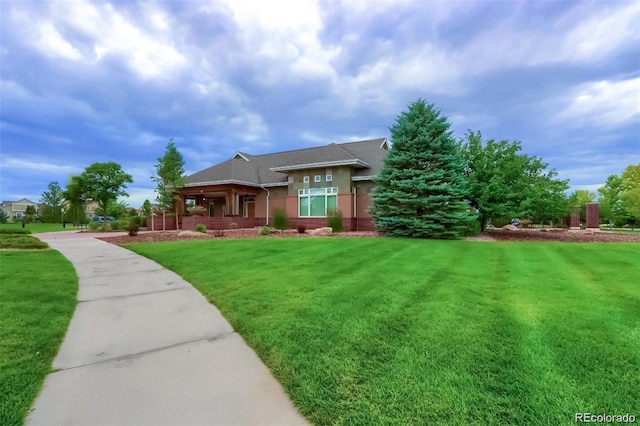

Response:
(0, 158), (81, 174)
(557, 77), (640, 127)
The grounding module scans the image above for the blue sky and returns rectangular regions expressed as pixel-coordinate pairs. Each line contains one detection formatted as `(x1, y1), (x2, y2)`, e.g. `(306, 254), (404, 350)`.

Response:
(1, 0), (639, 207)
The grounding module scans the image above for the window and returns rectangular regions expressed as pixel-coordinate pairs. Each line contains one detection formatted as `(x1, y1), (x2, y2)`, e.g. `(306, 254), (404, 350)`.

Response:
(16, 212), (23, 219)
(299, 188), (338, 217)
(303, 176), (310, 183)
(326, 173), (332, 182)
(314, 175), (322, 182)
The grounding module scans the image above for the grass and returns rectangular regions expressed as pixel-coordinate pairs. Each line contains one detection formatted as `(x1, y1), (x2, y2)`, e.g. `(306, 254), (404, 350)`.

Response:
(0, 250), (78, 426)
(0, 233), (49, 250)
(0, 222), (74, 233)
(127, 238), (640, 425)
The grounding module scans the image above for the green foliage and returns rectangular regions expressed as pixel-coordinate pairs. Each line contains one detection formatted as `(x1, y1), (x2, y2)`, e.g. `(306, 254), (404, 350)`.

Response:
(109, 220), (129, 230)
(458, 130), (569, 230)
(24, 205), (37, 223)
(62, 175), (87, 225)
(0, 211), (7, 224)
(297, 224), (306, 234)
(152, 139), (187, 210)
(0, 250), (77, 426)
(127, 220), (139, 236)
(259, 226), (271, 236)
(195, 223), (207, 233)
(272, 209), (289, 230)
(620, 163), (640, 221)
(568, 189), (596, 223)
(598, 174), (625, 226)
(327, 209), (343, 232)
(96, 200), (128, 219)
(141, 199), (152, 218)
(39, 181), (64, 223)
(75, 162), (133, 226)
(372, 99), (476, 239)
(88, 221), (101, 231)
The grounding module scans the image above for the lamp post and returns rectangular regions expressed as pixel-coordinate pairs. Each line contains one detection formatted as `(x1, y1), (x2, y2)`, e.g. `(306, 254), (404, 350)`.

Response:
(61, 207), (66, 228)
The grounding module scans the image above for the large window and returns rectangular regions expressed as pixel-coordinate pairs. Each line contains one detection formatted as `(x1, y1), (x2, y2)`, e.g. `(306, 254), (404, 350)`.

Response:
(299, 187), (338, 217)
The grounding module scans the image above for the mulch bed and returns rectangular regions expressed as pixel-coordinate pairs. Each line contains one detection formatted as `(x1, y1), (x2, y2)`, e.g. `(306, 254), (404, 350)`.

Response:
(98, 228), (640, 246)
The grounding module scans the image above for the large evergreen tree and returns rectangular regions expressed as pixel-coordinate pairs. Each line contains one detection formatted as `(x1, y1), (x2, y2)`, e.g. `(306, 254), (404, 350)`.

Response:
(371, 100), (476, 239)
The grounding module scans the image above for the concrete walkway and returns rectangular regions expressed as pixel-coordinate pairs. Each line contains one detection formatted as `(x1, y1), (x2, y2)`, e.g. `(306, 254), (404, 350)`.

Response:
(27, 233), (308, 426)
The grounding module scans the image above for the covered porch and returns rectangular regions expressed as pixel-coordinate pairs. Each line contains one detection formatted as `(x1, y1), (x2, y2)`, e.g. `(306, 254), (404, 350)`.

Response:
(178, 184), (262, 219)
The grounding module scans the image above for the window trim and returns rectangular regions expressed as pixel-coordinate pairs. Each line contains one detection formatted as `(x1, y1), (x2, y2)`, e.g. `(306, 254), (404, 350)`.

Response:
(326, 173), (332, 182)
(303, 176), (310, 183)
(314, 175), (322, 182)
(298, 187), (338, 218)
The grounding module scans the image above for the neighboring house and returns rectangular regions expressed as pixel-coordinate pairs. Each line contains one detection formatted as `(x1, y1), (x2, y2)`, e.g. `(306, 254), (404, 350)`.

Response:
(0, 198), (38, 222)
(179, 138), (389, 231)
(61, 200), (99, 219)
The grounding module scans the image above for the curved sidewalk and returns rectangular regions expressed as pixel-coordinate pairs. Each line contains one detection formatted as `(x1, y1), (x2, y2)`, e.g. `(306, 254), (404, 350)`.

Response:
(27, 234), (308, 426)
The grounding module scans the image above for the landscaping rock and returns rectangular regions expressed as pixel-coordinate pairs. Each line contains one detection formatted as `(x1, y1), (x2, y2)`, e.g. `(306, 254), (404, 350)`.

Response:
(309, 227), (333, 236)
(177, 230), (207, 237)
(502, 224), (519, 231)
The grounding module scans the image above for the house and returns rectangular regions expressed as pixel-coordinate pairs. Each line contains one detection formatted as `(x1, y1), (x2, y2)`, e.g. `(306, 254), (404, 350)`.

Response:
(178, 138), (389, 231)
(0, 198), (38, 222)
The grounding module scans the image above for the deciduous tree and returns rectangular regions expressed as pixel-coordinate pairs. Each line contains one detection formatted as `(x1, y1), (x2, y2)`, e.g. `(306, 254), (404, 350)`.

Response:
(371, 100), (476, 239)
(620, 163), (640, 224)
(77, 162), (133, 227)
(458, 130), (569, 230)
(598, 175), (625, 226)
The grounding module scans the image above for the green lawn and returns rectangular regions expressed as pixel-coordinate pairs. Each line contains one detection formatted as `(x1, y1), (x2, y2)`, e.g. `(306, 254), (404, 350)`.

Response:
(0, 222), (75, 233)
(0, 251), (78, 426)
(127, 238), (640, 425)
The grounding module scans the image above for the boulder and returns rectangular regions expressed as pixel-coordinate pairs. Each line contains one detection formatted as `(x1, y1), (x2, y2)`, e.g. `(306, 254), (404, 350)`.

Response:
(309, 227), (333, 236)
(502, 224), (519, 231)
(178, 230), (206, 237)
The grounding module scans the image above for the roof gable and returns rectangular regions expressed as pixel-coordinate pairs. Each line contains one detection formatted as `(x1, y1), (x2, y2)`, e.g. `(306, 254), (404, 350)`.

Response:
(186, 138), (388, 187)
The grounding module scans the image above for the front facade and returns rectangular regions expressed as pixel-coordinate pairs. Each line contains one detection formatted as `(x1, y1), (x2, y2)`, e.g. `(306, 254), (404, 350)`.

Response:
(178, 138), (389, 231)
(0, 198), (38, 222)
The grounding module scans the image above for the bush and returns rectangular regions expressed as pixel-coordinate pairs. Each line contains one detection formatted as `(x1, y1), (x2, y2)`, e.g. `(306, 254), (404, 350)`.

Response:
(260, 226), (271, 236)
(230, 222), (238, 229)
(272, 209), (289, 230)
(140, 216), (147, 227)
(88, 222), (101, 231)
(297, 224), (306, 234)
(128, 222), (139, 236)
(327, 209), (343, 232)
(196, 223), (207, 233)
(130, 216), (141, 227)
(110, 220), (129, 231)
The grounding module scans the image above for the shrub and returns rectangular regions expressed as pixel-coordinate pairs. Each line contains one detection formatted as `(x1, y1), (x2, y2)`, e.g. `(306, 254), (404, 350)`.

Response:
(259, 226), (271, 236)
(327, 209), (343, 232)
(88, 222), (101, 231)
(196, 223), (207, 233)
(130, 216), (141, 227)
(128, 222), (139, 236)
(140, 216), (147, 227)
(230, 222), (238, 229)
(297, 224), (306, 234)
(272, 209), (289, 230)
(110, 220), (129, 231)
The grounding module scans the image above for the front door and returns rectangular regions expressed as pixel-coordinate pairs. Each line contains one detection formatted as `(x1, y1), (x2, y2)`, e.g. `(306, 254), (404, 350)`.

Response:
(243, 198), (255, 218)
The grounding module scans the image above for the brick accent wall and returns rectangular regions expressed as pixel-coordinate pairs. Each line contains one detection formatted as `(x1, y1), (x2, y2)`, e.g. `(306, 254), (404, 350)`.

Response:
(585, 203), (600, 229)
(150, 215), (178, 230)
(182, 217), (266, 231)
(181, 216), (376, 232)
(569, 210), (580, 229)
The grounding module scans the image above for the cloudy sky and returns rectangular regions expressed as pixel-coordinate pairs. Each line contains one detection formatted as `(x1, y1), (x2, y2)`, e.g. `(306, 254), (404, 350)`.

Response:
(1, 0), (639, 207)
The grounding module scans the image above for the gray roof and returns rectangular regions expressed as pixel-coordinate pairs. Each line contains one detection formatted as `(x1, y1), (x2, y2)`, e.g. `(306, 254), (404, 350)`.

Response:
(186, 138), (388, 187)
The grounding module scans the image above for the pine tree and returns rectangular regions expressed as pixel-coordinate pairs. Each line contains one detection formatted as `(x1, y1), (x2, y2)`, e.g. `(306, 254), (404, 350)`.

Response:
(371, 100), (476, 239)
